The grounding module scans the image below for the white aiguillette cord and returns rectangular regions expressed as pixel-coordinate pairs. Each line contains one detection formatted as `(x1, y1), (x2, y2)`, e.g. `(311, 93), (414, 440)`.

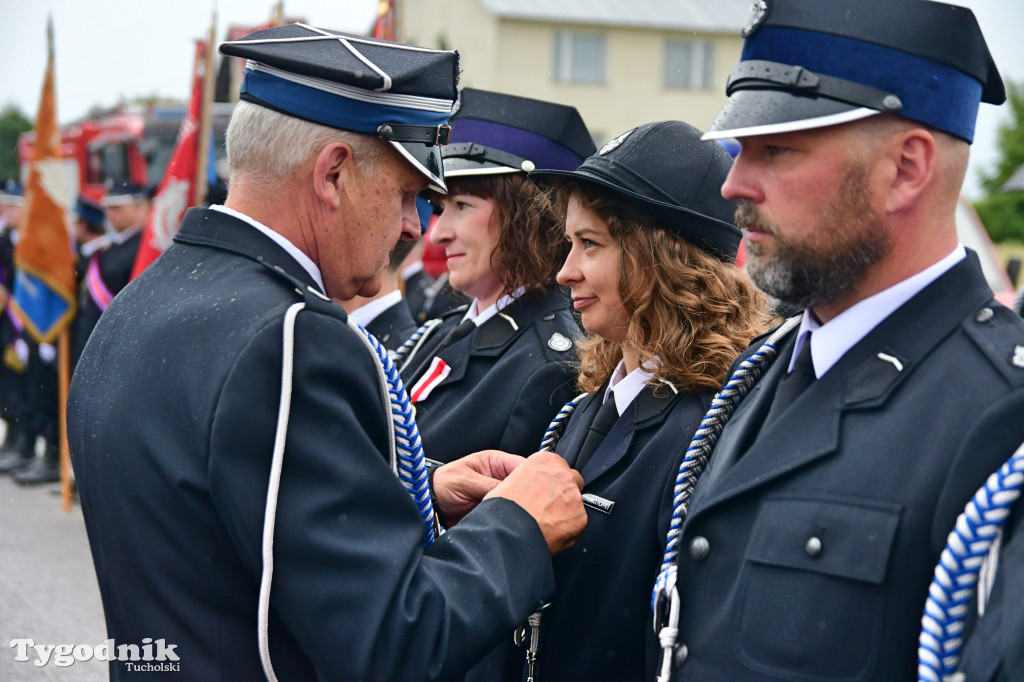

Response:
(257, 302), (435, 682)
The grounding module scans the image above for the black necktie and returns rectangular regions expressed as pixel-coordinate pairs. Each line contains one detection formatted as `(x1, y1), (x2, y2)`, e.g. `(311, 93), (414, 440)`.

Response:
(439, 318), (476, 351)
(761, 336), (815, 430)
(574, 396), (620, 472)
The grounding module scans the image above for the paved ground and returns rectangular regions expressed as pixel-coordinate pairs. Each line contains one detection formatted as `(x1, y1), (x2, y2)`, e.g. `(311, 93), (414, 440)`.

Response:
(0, 469), (108, 680)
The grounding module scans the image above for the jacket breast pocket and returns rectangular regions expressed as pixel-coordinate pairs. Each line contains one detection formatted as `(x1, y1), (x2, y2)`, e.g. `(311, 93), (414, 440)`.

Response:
(737, 495), (902, 681)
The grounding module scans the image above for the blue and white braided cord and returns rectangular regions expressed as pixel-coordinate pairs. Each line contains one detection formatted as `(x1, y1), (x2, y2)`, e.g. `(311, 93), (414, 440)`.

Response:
(355, 324), (436, 548)
(650, 315), (799, 682)
(394, 318), (442, 371)
(653, 315), (798, 603)
(539, 394), (587, 452)
(917, 443), (1024, 682)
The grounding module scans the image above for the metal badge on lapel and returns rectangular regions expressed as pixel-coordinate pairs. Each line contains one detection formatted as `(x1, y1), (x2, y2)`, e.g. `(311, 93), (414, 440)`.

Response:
(548, 332), (573, 352)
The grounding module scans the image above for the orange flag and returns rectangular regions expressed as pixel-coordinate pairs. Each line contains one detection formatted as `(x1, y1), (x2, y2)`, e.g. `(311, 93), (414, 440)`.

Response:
(11, 17), (76, 343)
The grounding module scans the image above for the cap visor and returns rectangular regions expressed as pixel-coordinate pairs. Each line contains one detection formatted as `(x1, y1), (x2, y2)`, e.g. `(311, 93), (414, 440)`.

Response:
(443, 156), (523, 178)
(391, 141), (447, 194)
(702, 90), (880, 140)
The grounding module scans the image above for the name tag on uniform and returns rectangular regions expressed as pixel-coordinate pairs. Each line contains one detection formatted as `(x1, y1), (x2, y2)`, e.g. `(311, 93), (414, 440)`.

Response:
(582, 493), (615, 515)
(409, 357), (451, 403)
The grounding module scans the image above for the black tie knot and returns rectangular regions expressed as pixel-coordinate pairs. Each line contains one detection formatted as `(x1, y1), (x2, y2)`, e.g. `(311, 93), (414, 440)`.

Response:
(575, 396), (620, 472)
(440, 319), (476, 350)
(762, 336), (815, 430)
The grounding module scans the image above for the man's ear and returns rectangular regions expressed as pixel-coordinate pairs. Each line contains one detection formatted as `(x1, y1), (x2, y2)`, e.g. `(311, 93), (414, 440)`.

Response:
(313, 142), (354, 209)
(884, 128), (936, 214)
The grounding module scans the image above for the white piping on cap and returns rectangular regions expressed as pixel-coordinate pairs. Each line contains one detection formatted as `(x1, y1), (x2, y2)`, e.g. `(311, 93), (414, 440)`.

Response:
(232, 22), (455, 56)
(246, 60), (453, 113)
(299, 23), (392, 92)
(701, 107), (880, 141)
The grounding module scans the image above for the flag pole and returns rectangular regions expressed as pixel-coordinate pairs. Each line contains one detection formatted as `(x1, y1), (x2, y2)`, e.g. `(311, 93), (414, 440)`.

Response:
(193, 10), (217, 206)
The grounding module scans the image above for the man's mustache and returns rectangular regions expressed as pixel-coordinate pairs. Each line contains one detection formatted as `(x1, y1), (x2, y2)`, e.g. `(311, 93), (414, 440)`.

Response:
(734, 201), (775, 235)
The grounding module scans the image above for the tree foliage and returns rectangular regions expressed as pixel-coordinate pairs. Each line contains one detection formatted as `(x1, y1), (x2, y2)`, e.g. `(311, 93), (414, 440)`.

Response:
(0, 104), (32, 182)
(975, 80), (1024, 243)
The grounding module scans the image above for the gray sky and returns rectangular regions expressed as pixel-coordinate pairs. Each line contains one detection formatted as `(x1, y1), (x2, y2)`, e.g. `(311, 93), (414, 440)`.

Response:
(1, 0), (1021, 198)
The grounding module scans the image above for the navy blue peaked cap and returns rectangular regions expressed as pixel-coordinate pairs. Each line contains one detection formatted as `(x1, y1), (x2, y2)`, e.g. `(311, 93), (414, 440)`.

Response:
(443, 88), (596, 178)
(220, 23), (460, 193)
(103, 180), (147, 207)
(704, 0), (1005, 143)
(74, 196), (105, 225)
(0, 180), (23, 205)
(531, 121), (741, 262)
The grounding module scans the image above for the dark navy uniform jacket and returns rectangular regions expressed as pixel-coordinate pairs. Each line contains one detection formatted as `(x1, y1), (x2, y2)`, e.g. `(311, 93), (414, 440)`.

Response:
(364, 297), (418, 353)
(399, 289), (579, 465)
(666, 252), (1024, 681)
(67, 208), (555, 681)
(533, 385), (713, 682)
(956, 502), (1024, 681)
(404, 266), (434, 323)
(72, 229), (140, 365)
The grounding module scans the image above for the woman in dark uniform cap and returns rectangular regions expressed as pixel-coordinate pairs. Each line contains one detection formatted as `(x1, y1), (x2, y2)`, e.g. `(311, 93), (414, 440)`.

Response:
(504, 120), (770, 681)
(397, 88), (595, 469)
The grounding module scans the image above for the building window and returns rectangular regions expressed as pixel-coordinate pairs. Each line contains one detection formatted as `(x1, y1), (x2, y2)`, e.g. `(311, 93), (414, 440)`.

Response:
(553, 31), (607, 84)
(664, 39), (715, 89)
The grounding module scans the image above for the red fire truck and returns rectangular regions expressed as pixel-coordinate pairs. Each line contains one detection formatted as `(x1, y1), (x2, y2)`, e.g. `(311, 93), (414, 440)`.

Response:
(17, 100), (232, 204)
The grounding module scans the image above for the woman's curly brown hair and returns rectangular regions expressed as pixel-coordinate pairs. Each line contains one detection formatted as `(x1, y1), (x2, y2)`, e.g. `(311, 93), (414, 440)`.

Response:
(431, 174), (568, 298)
(556, 180), (772, 394)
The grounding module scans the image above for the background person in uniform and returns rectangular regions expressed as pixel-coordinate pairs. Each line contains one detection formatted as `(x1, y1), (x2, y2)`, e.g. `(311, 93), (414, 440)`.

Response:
(504, 120), (769, 681)
(0, 180), (34, 474)
(0, 183), (62, 485)
(400, 200), (436, 323)
(649, 1), (1024, 680)
(72, 179), (147, 365)
(340, 197), (434, 352)
(399, 88), (594, 467)
(67, 24), (586, 681)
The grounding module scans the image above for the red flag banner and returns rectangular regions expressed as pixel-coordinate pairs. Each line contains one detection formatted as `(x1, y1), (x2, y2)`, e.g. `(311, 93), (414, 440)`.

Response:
(130, 40), (207, 279)
(373, 0), (396, 41)
(11, 19), (76, 343)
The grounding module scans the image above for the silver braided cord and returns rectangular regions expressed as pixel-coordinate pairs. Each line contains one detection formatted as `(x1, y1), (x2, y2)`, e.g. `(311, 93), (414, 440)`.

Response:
(651, 315), (800, 682)
(918, 442), (1024, 682)
(352, 322), (436, 548)
(394, 318), (443, 373)
(539, 393), (589, 452)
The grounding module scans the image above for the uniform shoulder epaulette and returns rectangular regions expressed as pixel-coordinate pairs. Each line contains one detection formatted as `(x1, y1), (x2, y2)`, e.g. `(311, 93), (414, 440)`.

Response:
(962, 302), (1024, 387)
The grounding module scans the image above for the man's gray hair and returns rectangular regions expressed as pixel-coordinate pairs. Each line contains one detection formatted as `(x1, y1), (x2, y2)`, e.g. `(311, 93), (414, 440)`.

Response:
(225, 101), (387, 184)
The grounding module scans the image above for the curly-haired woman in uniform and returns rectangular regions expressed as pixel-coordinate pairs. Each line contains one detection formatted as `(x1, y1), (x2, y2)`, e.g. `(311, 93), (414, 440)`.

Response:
(509, 120), (770, 681)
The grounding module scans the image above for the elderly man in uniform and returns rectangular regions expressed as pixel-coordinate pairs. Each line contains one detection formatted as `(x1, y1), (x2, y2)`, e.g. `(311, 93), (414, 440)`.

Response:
(68, 24), (585, 681)
(647, 1), (1024, 680)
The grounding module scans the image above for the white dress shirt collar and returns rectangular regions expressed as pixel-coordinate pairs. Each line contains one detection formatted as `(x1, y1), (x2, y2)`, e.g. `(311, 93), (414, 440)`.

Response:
(347, 290), (403, 328)
(793, 244), (966, 377)
(603, 357), (660, 417)
(461, 287), (527, 326)
(211, 204), (325, 293)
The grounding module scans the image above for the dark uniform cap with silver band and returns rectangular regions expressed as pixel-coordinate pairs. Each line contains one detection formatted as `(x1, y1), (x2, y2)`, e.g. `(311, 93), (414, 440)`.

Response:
(219, 23), (460, 193)
(442, 88), (596, 178)
(0, 180), (24, 206)
(530, 121), (741, 262)
(103, 180), (148, 207)
(704, 0), (1005, 143)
